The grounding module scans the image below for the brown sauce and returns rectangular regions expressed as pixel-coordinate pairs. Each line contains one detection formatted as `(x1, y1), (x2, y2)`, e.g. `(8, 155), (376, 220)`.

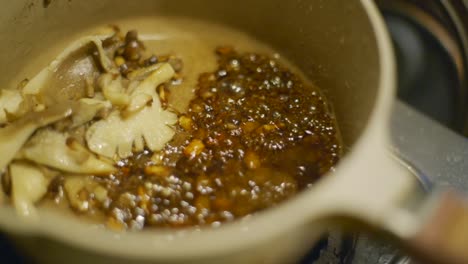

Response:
(40, 18), (342, 230)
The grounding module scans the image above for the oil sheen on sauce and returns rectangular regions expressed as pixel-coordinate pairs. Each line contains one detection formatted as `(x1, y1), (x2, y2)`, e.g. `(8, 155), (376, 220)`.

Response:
(42, 17), (342, 230)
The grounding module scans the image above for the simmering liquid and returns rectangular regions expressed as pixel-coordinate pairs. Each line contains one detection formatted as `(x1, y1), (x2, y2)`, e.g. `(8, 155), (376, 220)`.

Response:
(37, 17), (342, 230)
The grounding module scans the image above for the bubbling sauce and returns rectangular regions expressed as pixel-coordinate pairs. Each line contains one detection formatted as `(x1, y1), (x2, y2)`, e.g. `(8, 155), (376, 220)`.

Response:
(41, 17), (342, 230)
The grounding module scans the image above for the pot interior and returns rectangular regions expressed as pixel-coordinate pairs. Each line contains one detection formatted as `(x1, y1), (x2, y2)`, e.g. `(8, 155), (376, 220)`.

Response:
(0, 1), (389, 263)
(0, 0), (380, 150)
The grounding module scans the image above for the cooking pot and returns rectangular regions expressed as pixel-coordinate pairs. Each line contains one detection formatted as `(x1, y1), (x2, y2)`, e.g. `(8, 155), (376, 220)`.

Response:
(0, 0), (467, 263)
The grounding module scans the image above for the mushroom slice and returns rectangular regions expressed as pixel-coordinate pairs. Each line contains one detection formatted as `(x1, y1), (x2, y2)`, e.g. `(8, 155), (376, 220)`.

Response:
(71, 98), (112, 128)
(0, 103), (73, 171)
(86, 106), (177, 158)
(20, 129), (115, 175)
(98, 63), (174, 112)
(21, 33), (117, 98)
(86, 63), (177, 159)
(10, 162), (51, 217)
(0, 32), (117, 128)
(125, 63), (175, 115)
(127, 63), (164, 81)
(98, 74), (130, 107)
(63, 175), (92, 212)
(0, 89), (23, 125)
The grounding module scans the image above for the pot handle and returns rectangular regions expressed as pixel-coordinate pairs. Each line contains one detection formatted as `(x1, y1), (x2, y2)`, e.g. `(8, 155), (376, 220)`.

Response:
(387, 101), (468, 263)
(405, 190), (468, 264)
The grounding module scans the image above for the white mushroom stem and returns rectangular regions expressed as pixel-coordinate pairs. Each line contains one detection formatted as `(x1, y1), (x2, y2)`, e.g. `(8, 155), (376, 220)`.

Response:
(124, 63), (175, 116)
(10, 162), (51, 217)
(99, 74), (130, 107)
(0, 89), (23, 125)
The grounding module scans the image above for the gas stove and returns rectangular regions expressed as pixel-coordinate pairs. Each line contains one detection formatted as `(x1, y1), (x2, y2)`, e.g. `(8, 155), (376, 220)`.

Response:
(1, 1), (467, 264)
(301, 1), (468, 263)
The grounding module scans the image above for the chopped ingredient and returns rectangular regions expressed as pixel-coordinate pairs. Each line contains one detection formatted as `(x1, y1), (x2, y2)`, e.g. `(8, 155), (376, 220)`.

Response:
(183, 139), (205, 159)
(19, 129), (116, 174)
(0, 89), (23, 125)
(0, 103), (73, 171)
(10, 162), (51, 217)
(98, 74), (130, 107)
(0, 29), (180, 219)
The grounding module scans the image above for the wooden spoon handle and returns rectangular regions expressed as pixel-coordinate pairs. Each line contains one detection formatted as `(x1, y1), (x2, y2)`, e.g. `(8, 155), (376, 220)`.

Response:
(408, 191), (468, 264)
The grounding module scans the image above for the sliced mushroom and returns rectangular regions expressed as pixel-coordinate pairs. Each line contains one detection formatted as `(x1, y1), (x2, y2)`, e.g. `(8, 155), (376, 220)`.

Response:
(124, 63), (175, 116)
(19, 129), (116, 175)
(126, 62), (164, 81)
(21, 33), (117, 107)
(0, 89), (23, 125)
(86, 63), (177, 159)
(10, 162), (51, 217)
(0, 103), (73, 171)
(71, 98), (112, 128)
(98, 74), (130, 107)
(63, 175), (92, 212)
(86, 105), (177, 158)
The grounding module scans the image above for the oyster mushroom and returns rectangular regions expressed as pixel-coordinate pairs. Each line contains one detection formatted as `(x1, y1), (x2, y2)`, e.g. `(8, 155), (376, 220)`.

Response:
(10, 162), (52, 217)
(125, 63), (175, 115)
(86, 63), (177, 159)
(0, 103), (73, 171)
(0, 89), (23, 125)
(71, 97), (112, 128)
(0, 32), (120, 172)
(21, 33), (118, 107)
(98, 74), (130, 107)
(19, 129), (115, 175)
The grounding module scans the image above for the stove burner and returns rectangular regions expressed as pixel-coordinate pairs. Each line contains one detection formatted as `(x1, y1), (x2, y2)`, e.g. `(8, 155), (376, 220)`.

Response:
(300, 233), (355, 264)
(348, 1), (468, 264)
(378, 0), (468, 134)
(387, 11), (461, 130)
